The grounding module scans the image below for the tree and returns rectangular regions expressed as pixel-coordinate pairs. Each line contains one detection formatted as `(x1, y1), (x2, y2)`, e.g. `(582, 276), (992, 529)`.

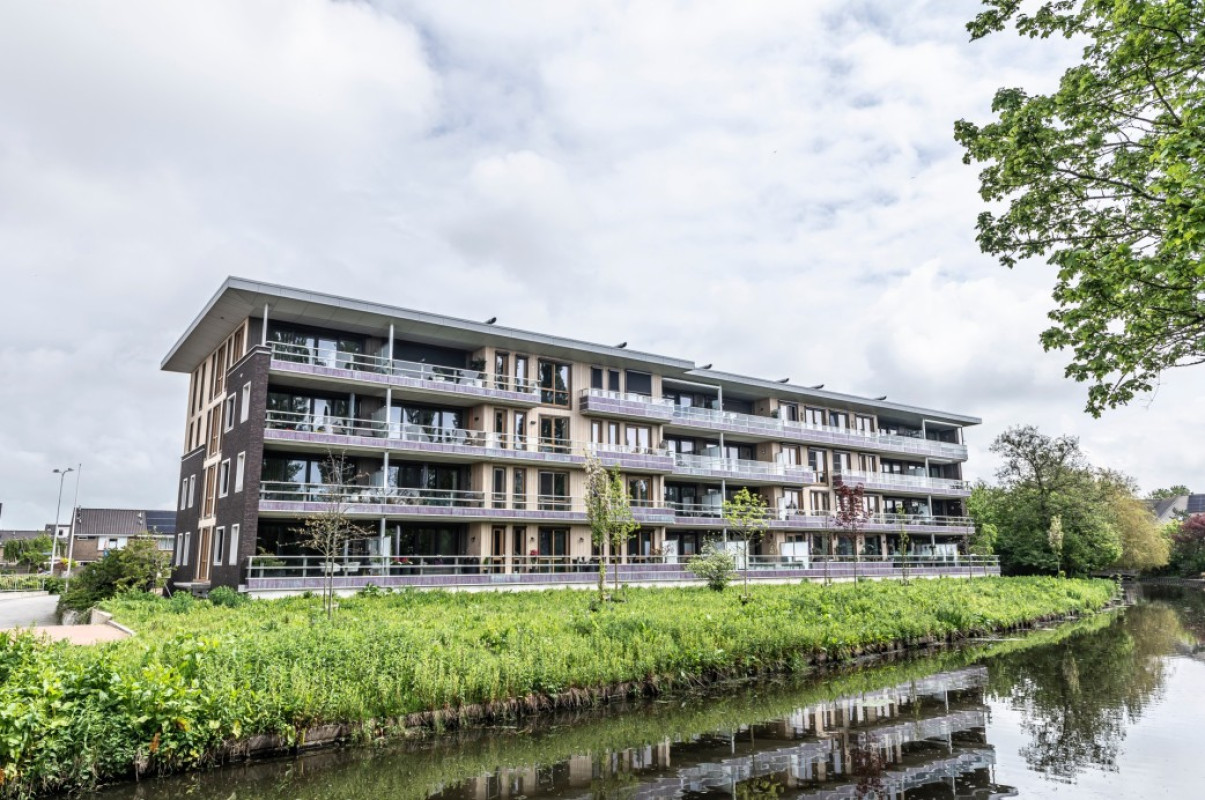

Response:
(834, 483), (872, 576)
(584, 455), (639, 601)
(1171, 514), (1205, 575)
(57, 536), (171, 614)
(956, 1), (1205, 415)
(686, 542), (736, 592)
(1048, 515), (1065, 576)
(295, 452), (370, 620)
(2, 534), (52, 571)
(722, 488), (770, 599)
(1100, 470), (1170, 571)
(979, 425), (1121, 575)
(1149, 485), (1191, 500)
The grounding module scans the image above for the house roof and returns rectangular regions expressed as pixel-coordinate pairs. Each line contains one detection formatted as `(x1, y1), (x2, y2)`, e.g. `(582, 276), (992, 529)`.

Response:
(72, 509), (177, 537)
(0, 529), (45, 543)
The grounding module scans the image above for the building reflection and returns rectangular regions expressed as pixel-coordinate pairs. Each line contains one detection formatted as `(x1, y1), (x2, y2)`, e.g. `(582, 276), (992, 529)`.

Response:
(430, 668), (1016, 800)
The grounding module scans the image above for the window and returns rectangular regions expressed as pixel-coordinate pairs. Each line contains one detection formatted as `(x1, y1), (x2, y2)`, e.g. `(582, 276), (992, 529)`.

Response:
(855, 415), (874, 433)
(513, 469), (527, 510)
(537, 471), (570, 510)
(493, 467), (507, 508)
(187, 475), (197, 508)
(180, 479), (188, 510)
(810, 492), (831, 513)
(203, 465), (217, 517)
(229, 524), (240, 564)
(808, 450), (827, 480)
(625, 370), (652, 396)
(214, 527), (226, 566)
(779, 445), (800, 466)
(829, 411), (849, 430)
(514, 355), (529, 389)
(207, 406), (222, 456)
(219, 459), (231, 498)
(804, 407), (826, 426)
(537, 527), (568, 557)
(224, 396), (236, 431)
(628, 477), (650, 505)
(240, 382), (251, 423)
(833, 451), (852, 474)
(174, 534), (183, 566)
(780, 402), (799, 422)
(857, 453), (876, 472)
(495, 410), (508, 448)
(538, 359), (571, 406)
(235, 452), (246, 492)
(514, 411), (527, 448)
(539, 417), (570, 453)
(182, 532), (191, 567)
(495, 352), (510, 390)
(625, 425), (651, 453)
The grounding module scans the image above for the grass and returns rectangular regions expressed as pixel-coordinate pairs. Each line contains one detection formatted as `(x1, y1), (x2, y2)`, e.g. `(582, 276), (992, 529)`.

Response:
(0, 577), (1114, 797)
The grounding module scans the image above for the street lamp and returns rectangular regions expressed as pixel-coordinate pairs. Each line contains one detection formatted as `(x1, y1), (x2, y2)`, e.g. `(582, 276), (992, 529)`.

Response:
(64, 464), (83, 592)
(50, 467), (74, 573)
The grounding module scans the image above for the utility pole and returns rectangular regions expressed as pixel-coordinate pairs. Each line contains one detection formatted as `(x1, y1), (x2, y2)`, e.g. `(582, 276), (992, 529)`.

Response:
(64, 464), (83, 592)
(50, 466), (74, 573)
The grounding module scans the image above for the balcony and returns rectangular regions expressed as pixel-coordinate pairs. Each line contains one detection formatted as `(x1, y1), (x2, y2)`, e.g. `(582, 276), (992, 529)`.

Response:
(671, 453), (817, 485)
(667, 405), (968, 460)
(833, 469), (972, 498)
(664, 503), (973, 533)
(268, 342), (541, 405)
(262, 410), (675, 472)
(578, 388), (675, 422)
(241, 552), (1000, 593)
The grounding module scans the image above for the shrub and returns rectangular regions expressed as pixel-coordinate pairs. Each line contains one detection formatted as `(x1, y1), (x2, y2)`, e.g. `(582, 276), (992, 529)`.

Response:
(42, 575), (65, 595)
(208, 586), (247, 608)
(56, 537), (171, 615)
(168, 592), (197, 614)
(687, 544), (736, 591)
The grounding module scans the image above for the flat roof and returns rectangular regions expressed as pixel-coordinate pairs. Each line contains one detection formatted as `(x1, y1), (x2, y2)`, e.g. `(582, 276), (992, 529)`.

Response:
(163, 276), (980, 427)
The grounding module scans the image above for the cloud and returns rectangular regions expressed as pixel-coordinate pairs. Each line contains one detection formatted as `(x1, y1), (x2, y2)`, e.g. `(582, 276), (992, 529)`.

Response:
(0, 0), (1198, 527)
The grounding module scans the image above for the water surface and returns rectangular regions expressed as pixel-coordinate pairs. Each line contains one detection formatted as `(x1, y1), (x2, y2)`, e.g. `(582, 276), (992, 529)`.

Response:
(99, 583), (1205, 799)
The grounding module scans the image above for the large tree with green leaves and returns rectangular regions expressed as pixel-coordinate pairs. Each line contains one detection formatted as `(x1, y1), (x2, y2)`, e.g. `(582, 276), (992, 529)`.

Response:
(972, 425), (1121, 574)
(956, 0), (1205, 415)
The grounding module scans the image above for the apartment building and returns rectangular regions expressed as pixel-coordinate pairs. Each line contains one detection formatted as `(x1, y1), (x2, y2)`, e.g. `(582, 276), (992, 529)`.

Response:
(163, 278), (979, 592)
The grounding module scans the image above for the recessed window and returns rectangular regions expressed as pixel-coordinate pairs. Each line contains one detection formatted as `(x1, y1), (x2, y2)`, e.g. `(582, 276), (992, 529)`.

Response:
(188, 475), (197, 509)
(625, 370), (652, 397)
(229, 524), (240, 565)
(240, 382), (251, 423)
(538, 360), (571, 406)
(235, 452), (246, 493)
(224, 396), (236, 432)
(213, 527), (226, 566)
(218, 459), (231, 498)
(182, 532), (191, 567)
(180, 479), (188, 510)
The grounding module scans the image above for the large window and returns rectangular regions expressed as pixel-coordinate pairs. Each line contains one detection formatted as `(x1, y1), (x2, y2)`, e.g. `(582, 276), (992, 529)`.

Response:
(626, 425), (651, 452)
(591, 367), (621, 392)
(628, 477), (650, 505)
(539, 417), (570, 453)
(625, 370), (652, 396)
(537, 527), (568, 557)
(513, 469), (527, 510)
(394, 524), (466, 557)
(261, 455), (357, 493)
(269, 325), (365, 369)
(538, 471), (570, 510)
(538, 359), (571, 406)
(492, 468), (507, 508)
(267, 391), (352, 431)
(390, 404), (463, 441)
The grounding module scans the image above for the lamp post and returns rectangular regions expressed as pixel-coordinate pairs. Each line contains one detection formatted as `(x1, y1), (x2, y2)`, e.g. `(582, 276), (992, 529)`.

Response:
(50, 467), (74, 573)
(64, 464), (83, 592)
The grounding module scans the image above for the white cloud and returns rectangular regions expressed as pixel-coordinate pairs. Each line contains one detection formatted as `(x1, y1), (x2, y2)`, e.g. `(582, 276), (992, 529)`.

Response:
(0, 0), (1198, 528)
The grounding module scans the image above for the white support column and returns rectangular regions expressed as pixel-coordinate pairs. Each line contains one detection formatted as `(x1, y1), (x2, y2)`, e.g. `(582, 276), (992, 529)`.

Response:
(261, 303), (269, 346)
(387, 323), (395, 362)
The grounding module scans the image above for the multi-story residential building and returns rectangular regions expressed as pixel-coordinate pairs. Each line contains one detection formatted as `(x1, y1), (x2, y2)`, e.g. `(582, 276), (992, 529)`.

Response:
(163, 278), (982, 593)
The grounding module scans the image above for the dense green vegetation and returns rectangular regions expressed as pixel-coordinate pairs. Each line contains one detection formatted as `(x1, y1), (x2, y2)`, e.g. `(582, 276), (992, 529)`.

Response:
(0, 578), (1113, 797)
(56, 537), (171, 615)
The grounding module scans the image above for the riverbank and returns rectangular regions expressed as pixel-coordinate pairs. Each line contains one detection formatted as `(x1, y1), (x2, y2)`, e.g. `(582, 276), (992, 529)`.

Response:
(0, 577), (1114, 797)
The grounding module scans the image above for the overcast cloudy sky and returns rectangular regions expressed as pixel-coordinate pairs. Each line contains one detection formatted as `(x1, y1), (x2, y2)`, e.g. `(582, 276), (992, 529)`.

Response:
(1, 0), (1201, 529)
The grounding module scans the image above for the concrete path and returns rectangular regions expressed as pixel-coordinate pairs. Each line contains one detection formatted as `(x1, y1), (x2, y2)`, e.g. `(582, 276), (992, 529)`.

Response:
(0, 592), (57, 628)
(0, 593), (130, 644)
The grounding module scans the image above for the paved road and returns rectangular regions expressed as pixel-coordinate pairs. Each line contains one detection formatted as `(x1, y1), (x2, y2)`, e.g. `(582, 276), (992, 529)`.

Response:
(0, 593), (58, 628)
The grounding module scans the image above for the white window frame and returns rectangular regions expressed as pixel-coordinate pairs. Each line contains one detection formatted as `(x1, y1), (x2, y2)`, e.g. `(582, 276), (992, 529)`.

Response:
(235, 452), (246, 493)
(240, 382), (251, 423)
(187, 475), (196, 509)
(182, 532), (191, 567)
(224, 396), (236, 432)
(213, 526), (225, 566)
(218, 459), (231, 498)
(180, 478), (188, 510)
(229, 523), (240, 565)
(174, 533), (183, 566)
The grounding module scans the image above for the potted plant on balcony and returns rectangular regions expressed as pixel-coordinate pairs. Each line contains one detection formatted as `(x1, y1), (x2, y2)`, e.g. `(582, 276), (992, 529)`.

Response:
(467, 358), (487, 387)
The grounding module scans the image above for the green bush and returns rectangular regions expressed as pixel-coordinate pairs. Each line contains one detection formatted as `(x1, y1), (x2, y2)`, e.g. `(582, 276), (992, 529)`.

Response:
(207, 586), (247, 608)
(686, 544), (736, 591)
(56, 538), (171, 615)
(42, 576), (65, 595)
(0, 577), (1114, 798)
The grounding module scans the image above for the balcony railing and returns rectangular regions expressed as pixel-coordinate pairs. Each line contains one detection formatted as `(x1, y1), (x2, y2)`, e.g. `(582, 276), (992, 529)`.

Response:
(243, 553), (1001, 585)
(578, 388), (676, 421)
(834, 469), (971, 495)
(268, 342), (540, 398)
(668, 405), (968, 460)
(665, 503), (973, 530)
(260, 481), (485, 507)
(263, 410), (675, 469)
(672, 453), (816, 483)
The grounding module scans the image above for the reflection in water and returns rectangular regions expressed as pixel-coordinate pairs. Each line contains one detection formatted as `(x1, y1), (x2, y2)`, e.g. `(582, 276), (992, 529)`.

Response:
(97, 586), (1205, 800)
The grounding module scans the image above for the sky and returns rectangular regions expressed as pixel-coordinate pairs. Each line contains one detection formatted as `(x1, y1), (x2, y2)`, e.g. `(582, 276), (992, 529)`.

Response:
(1, 0), (1202, 529)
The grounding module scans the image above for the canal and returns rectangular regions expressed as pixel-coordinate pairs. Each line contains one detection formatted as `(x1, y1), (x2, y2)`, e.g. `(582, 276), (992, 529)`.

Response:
(98, 583), (1205, 799)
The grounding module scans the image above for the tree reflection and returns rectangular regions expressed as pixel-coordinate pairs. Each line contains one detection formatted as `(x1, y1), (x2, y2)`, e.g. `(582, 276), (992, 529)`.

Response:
(987, 601), (1184, 782)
